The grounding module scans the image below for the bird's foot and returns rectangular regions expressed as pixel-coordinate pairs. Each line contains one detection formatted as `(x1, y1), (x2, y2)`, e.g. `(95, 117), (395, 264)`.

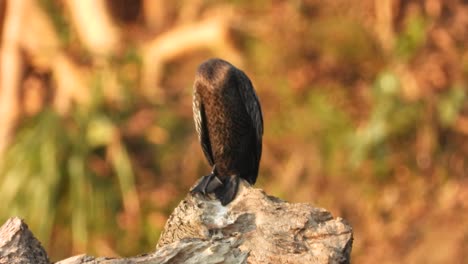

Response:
(214, 175), (240, 206)
(191, 173), (240, 206)
(190, 172), (223, 195)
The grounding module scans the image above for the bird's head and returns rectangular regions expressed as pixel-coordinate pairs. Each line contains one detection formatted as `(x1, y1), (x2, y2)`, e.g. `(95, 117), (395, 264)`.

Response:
(195, 58), (235, 91)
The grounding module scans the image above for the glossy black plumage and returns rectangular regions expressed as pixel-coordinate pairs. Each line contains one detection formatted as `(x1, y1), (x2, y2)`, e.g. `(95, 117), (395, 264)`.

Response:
(191, 58), (263, 205)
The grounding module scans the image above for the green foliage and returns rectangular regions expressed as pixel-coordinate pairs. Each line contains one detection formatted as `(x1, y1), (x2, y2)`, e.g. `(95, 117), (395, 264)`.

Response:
(437, 85), (466, 126)
(0, 87), (139, 254)
(350, 71), (422, 177)
(395, 15), (428, 60)
(0, 110), (63, 240)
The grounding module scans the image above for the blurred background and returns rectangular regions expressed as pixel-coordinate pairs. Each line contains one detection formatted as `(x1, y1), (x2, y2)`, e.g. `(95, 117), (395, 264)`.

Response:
(0, 0), (466, 263)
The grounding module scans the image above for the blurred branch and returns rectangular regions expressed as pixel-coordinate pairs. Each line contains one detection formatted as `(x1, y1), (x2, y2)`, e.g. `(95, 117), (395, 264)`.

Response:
(63, 0), (120, 56)
(0, 0), (27, 157)
(142, 0), (172, 32)
(141, 16), (242, 99)
(52, 54), (89, 113)
(177, 0), (203, 24)
(374, 0), (397, 52)
(17, 0), (89, 114)
(20, 0), (60, 68)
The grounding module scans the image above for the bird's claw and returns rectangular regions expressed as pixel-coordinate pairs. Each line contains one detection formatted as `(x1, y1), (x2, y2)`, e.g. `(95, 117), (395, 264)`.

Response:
(191, 170), (223, 195)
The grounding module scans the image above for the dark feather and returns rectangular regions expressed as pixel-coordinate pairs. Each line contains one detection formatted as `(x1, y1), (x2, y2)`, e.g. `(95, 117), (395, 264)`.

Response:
(234, 69), (263, 182)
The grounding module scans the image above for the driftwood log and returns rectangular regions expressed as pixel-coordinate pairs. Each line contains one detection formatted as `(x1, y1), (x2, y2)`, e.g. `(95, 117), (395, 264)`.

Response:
(0, 182), (353, 263)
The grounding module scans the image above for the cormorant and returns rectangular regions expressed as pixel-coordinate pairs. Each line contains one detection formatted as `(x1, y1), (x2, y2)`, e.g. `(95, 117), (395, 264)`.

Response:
(191, 58), (263, 205)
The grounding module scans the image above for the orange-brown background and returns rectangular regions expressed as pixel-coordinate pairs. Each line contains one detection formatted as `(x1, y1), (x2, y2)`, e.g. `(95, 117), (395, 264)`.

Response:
(0, 0), (467, 263)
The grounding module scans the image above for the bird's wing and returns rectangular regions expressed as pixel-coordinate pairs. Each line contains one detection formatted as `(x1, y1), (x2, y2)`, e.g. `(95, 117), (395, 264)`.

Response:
(193, 91), (215, 166)
(236, 69), (263, 165)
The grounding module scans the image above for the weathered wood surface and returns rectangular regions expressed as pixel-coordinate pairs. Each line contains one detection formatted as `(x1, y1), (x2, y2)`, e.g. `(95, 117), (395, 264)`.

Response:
(0, 182), (353, 263)
(158, 181), (353, 263)
(0, 217), (49, 264)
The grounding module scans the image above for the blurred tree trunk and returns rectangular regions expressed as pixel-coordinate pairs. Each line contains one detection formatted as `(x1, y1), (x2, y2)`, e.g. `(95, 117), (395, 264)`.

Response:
(0, 0), (26, 157)
(63, 0), (120, 55)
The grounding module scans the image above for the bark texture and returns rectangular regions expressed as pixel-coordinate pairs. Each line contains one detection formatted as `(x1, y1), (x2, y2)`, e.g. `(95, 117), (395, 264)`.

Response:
(158, 181), (353, 263)
(0, 217), (49, 264)
(0, 182), (353, 263)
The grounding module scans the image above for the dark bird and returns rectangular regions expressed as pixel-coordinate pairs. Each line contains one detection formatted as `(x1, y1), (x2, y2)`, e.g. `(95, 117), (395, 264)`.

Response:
(191, 58), (263, 205)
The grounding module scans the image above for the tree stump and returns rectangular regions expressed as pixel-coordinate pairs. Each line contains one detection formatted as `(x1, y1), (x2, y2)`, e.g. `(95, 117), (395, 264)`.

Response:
(0, 181), (353, 263)
(157, 181), (353, 263)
